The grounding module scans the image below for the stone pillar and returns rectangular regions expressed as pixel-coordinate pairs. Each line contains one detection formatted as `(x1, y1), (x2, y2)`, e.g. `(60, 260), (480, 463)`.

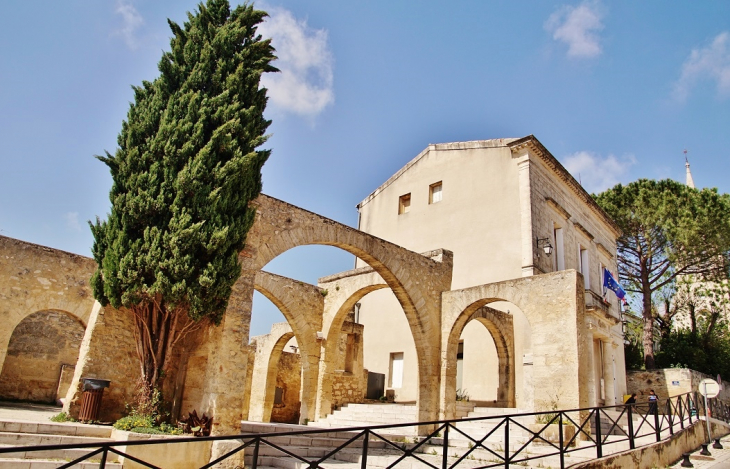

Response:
(202, 272), (255, 435)
(602, 340), (617, 405)
(585, 331), (597, 408)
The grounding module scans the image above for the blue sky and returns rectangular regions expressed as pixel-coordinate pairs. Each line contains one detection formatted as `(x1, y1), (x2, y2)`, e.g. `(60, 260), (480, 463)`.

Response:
(2, 1), (729, 335)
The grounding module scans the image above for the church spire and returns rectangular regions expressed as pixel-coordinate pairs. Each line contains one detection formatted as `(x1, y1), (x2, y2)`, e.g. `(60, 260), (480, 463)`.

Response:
(684, 149), (695, 189)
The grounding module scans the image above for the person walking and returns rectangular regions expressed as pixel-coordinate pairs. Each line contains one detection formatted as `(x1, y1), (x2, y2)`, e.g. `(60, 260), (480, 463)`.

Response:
(648, 389), (658, 415)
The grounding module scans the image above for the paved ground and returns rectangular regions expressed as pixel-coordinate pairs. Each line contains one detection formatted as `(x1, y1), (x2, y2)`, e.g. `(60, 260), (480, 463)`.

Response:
(0, 401), (61, 422)
(668, 433), (730, 468)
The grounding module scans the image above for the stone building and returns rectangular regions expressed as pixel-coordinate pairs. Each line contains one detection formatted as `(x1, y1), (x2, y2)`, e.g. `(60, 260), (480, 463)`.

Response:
(353, 136), (627, 412)
(0, 134), (628, 435)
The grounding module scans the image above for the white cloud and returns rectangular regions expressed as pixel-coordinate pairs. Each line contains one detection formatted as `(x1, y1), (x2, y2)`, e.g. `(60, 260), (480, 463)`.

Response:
(258, 7), (334, 117)
(114, 0), (144, 50)
(562, 151), (636, 193)
(545, 1), (604, 59)
(673, 32), (730, 102)
(64, 212), (82, 233)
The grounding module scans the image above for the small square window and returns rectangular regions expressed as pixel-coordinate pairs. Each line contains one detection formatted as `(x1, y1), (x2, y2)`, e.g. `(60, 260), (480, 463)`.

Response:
(429, 182), (442, 204)
(399, 193), (411, 214)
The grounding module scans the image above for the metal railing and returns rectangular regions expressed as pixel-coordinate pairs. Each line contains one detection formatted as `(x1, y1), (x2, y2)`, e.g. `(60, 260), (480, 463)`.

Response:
(0, 392), (725, 469)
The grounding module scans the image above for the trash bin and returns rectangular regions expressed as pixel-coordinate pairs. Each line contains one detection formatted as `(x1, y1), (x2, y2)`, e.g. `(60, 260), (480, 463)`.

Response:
(78, 378), (111, 422)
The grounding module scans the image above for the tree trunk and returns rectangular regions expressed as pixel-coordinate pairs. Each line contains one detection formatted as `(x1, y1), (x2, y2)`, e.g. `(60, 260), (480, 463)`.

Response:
(129, 297), (201, 414)
(641, 268), (656, 369)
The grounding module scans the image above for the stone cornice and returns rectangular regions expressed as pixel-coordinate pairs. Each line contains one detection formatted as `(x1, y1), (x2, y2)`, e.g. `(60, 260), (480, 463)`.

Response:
(596, 242), (614, 259)
(545, 197), (571, 220)
(508, 135), (622, 237)
(573, 222), (595, 241)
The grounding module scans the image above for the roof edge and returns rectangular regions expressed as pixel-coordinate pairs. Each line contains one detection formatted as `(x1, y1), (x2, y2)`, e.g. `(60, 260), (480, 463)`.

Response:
(357, 138), (521, 209)
(507, 135), (622, 237)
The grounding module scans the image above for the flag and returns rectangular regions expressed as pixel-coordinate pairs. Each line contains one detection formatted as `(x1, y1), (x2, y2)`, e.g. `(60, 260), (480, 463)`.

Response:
(603, 268), (627, 304)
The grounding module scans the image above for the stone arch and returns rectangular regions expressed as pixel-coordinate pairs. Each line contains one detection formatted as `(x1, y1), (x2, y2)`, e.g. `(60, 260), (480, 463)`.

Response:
(251, 271), (322, 423)
(315, 269), (388, 418)
(248, 323), (296, 422)
(0, 309), (86, 403)
(0, 236), (96, 374)
(442, 305), (515, 418)
(440, 270), (587, 419)
(207, 195), (453, 429)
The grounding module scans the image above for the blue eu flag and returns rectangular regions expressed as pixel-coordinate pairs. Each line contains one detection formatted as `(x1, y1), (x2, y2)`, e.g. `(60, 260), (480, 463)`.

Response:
(603, 268), (627, 303)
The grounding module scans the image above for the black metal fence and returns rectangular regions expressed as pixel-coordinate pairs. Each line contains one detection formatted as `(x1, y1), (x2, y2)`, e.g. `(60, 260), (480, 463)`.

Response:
(0, 392), (726, 469)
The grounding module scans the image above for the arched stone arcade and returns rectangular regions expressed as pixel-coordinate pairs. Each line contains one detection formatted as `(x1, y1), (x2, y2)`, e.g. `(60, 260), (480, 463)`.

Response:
(443, 305), (515, 414)
(440, 270), (589, 420)
(205, 195), (454, 430)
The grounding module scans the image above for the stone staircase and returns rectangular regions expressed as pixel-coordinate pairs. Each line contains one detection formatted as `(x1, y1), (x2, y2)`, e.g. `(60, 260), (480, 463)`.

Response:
(309, 403), (420, 435)
(0, 419), (122, 468)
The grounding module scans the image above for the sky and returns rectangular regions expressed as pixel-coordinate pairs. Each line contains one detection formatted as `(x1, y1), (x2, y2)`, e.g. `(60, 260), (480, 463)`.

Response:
(2, 1), (729, 336)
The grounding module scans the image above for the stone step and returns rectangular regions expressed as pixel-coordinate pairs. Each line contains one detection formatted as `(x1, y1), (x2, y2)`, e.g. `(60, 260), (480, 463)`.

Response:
(0, 432), (113, 447)
(0, 458), (122, 468)
(0, 421), (112, 439)
(0, 443), (121, 463)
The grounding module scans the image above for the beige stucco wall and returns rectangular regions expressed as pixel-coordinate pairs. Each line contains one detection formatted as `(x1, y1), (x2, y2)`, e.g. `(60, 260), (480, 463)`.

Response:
(356, 140), (523, 288)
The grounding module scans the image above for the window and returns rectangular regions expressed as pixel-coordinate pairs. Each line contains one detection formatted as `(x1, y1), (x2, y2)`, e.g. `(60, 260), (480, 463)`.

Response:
(274, 387), (284, 405)
(389, 352), (404, 388)
(456, 340), (464, 390)
(429, 182), (442, 204)
(578, 246), (590, 289)
(398, 194), (411, 214)
(553, 226), (565, 271)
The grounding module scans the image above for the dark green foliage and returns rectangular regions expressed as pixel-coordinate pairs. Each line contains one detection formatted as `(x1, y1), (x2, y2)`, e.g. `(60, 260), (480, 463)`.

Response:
(90, 0), (277, 324)
(655, 325), (730, 379)
(594, 179), (730, 368)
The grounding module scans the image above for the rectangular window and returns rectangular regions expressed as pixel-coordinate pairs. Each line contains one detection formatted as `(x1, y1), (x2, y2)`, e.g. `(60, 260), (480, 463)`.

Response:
(553, 226), (565, 271)
(389, 352), (404, 388)
(579, 246), (590, 289)
(274, 387), (284, 405)
(429, 182), (442, 204)
(398, 194), (411, 214)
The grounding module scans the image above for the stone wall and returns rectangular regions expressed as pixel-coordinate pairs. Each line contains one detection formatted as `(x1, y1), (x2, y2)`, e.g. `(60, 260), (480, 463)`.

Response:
(331, 370), (367, 410)
(571, 420), (730, 469)
(63, 303), (139, 422)
(627, 368), (730, 404)
(0, 235), (96, 388)
(0, 310), (85, 402)
(270, 352), (301, 424)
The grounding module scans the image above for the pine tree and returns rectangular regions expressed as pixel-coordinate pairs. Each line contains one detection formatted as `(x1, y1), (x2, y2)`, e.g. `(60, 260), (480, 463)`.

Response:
(594, 179), (730, 369)
(90, 0), (277, 404)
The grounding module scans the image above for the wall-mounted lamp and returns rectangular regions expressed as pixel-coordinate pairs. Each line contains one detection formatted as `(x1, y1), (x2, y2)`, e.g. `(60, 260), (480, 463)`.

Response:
(536, 237), (554, 256)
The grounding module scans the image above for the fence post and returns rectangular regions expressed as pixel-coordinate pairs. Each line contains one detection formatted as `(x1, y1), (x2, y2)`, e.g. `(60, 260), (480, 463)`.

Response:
(252, 438), (260, 469)
(504, 418), (510, 469)
(361, 430), (369, 469)
(654, 406), (661, 442)
(627, 405), (635, 450)
(99, 447), (108, 469)
(679, 395), (685, 430)
(594, 409), (602, 459)
(442, 424), (449, 469)
(667, 399), (674, 436)
(559, 413), (565, 469)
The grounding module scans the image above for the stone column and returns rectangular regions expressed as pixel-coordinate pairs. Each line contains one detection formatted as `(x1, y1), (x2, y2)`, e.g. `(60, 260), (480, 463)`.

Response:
(203, 271), (255, 435)
(602, 339), (617, 405)
(585, 331), (597, 408)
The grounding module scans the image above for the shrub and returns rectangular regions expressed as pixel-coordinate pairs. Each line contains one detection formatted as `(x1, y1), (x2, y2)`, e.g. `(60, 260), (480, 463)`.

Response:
(50, 412), (76, 423)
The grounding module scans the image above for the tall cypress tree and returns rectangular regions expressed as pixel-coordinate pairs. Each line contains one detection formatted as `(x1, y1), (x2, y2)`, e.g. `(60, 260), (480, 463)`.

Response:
(90, 0), (277, 401)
